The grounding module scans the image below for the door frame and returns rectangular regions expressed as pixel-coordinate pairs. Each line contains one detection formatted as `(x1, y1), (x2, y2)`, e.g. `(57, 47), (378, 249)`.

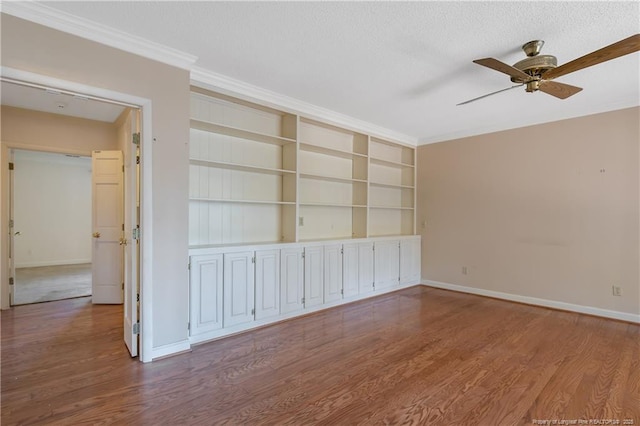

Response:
(0, 67), (154, 363)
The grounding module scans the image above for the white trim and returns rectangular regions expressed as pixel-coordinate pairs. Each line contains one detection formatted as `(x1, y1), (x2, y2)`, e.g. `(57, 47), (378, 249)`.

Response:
(422, 279), (640, 324)
(0, 68), (155, 363)
(1, 2), (198, 70)
(151, 339), (191, 361)
(16, 259), (91, 269)
(190, 67), (418, 147)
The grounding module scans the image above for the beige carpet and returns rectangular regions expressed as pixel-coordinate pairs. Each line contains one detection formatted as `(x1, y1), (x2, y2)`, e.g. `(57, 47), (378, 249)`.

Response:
(14, 264), (92, 305)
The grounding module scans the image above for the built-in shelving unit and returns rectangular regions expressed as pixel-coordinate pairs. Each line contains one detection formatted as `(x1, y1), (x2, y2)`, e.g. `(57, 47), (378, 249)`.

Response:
(189, 87), (417, 247)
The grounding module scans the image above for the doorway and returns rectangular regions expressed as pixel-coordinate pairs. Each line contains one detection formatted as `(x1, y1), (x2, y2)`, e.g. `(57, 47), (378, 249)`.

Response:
(12, 149), (93, 305)
(1, 71), (151, 360)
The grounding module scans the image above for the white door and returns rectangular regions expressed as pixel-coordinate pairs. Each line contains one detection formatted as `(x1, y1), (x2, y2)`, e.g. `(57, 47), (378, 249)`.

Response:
(304, 246), (324, 308)
(223, 251), (255, 327)
(91, 150), (124, 304)
(358, 242), (375, 295)
(255, 249), (280, 320)
(400, 238), (421, 285)
(342, 243), (360, 298)
(189, 254), (223, 335)
(280, 247), (304, 314)
(8, 150), (16, 306)
(122, 110), (140, 356)
(374, 240), (400, 290)
(324, 244), (343, 303)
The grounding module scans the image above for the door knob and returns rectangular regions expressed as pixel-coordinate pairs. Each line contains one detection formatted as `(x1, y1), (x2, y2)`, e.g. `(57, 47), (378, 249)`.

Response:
(93, 232), (101, 238)
(119, 238), (128, 246)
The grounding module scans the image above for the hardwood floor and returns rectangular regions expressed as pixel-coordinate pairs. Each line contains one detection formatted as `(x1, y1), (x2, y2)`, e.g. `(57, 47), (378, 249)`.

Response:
(1, 287), (638, 425)
(14, 263), (91, 305)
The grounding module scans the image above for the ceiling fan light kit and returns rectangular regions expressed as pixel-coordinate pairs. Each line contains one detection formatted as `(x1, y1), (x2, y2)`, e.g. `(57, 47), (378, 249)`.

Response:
(458, 33), (640, 105)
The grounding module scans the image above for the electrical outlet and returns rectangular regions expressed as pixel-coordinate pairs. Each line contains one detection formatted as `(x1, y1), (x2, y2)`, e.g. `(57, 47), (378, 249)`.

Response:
(612, 286), (622, 296)
(462, 266), (468, 275)
(299, 217), (304, 226)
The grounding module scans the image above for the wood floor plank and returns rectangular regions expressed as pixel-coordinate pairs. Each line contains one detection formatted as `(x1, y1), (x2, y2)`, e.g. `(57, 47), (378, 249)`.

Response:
(2, 287), (639, 425)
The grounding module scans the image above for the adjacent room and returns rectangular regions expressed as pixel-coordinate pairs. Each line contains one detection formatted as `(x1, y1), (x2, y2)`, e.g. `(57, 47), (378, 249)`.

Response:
(1, 2), (638, 425)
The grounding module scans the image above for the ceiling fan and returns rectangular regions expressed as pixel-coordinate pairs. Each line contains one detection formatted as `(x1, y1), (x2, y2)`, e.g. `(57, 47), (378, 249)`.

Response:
(458, 33), (640, 105)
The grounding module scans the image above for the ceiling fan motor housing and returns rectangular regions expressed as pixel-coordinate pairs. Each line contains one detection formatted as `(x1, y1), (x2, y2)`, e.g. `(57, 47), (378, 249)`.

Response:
(511, 54), (558, 83)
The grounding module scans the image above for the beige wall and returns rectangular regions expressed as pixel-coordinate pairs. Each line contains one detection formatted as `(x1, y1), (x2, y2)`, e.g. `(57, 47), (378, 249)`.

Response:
(1, 106), (118, 153)
(1, 14), (191, 350)
(417, 107), (640, 315)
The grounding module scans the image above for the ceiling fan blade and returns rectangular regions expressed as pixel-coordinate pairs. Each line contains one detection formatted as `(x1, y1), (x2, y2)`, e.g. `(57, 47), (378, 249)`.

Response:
(473, 58), (533, 81)
(457, 84), (524, 106)
(543, 33), (640, 80)
(538, 80), (583, 99)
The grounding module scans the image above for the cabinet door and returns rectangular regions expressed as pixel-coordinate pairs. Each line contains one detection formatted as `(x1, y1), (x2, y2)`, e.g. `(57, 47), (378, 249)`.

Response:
(255, 249), (280, 320)
(304, 246), (324, 308)
(281, 247), (304, 314)
(374, 240), (400, 290)
(223, 251), (255, 327)
(189, 254), (224, 336)
(342, 243), (360, 298)
(358, 242), (375, 295)
(400, 238), (421, 285)
(324, 244), (343, 302)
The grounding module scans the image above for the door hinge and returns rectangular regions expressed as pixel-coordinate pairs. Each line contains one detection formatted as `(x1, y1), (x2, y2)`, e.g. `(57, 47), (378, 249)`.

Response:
(252, 257), (256, 264)
(122, 224), (125, 231)
(136, 293), (140, 302)
(8, 162), (14, 171)
(302, 252), (305, 259)
(302, 297), (305, 304)
(136, 156), (140, 165)
(187, 322), (190, 331)
(9, 219), (14, 228)
(133, 322), (140, 335)
(9, 277), (14, 286)
(340, 248), (344, 254)
(122, 165), (125, 173)
(132, 132), (140, 145)
(188, 262), (191, 270)
(341, 289), (344, 295)
(122, 282), (124, 290)
(132, 226), (140, 240)
(251, 308), (255, 315)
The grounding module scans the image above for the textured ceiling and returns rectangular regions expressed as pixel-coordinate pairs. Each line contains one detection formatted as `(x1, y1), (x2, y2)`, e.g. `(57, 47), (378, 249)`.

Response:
(15, 2), (640, 143)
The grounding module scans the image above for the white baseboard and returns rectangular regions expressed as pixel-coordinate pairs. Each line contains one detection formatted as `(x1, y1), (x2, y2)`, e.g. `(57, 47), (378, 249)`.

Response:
(16, 259), (91, 268)
(422, 279), (640, 324)
(150, 339), (191, 361)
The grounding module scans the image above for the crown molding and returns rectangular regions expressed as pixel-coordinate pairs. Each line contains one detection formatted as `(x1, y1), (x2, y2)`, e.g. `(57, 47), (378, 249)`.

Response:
(191, 66), (418, 147)
(1, 2), (198, 70)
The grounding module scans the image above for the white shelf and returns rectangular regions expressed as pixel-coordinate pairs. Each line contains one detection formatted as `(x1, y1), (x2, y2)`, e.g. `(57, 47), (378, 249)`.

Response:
(191, 119), (296, 146)
(300, 202), (367, 208)
(190, 159), (295, 176)
(299, 172), (366, 184)
(299, 142), (367, 160)
(369, 181), (414, 190)
(370, 157), (414, 169)
(369, 205), (414, 210)
(190, 198), (295, 205)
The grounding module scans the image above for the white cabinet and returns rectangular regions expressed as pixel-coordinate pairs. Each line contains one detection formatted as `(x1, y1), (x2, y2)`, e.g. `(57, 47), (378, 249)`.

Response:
(324, 244), (343, 302)
(374, 240), (400, 290)
(188, 235), (420, 343)
(189, 254), (223, 336)
(342, 243), (359, 298)
(223, 251), (255, 327)
(343, 242), (374, 297)
(281, 247), (304, 314)
(304, 245), (324, 308)
(255, 249), (280, 320)
(358, 242), (375, 295)
(400, 237), (421, 285)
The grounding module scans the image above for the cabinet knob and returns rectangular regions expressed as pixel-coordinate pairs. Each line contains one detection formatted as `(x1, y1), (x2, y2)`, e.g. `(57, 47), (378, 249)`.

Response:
(93, 232), (101, 238)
